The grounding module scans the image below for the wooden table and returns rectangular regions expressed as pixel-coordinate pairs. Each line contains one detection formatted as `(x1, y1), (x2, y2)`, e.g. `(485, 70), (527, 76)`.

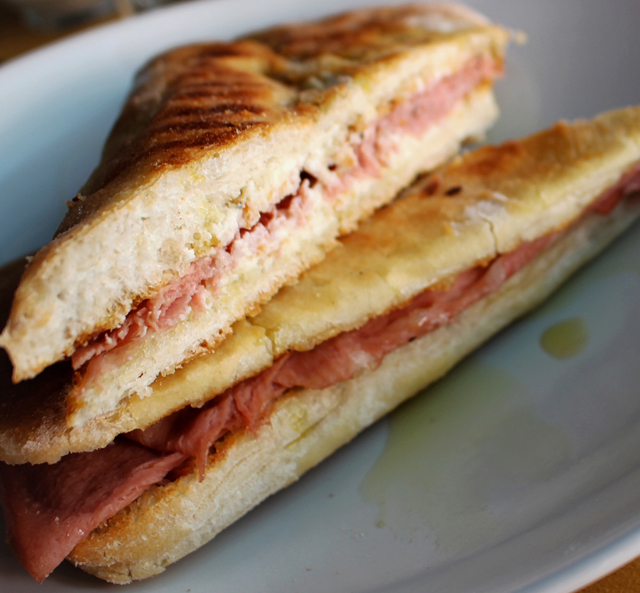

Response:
(0, 3), (639, 591)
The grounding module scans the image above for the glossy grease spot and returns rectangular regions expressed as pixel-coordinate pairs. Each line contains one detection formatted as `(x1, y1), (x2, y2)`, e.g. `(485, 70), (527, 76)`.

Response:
(540, 318), (589, 360)
(359, 359), (570, 555)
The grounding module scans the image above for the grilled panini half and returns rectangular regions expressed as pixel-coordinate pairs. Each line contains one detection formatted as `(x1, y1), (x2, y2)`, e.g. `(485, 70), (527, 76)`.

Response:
(0, 3), (508, 427)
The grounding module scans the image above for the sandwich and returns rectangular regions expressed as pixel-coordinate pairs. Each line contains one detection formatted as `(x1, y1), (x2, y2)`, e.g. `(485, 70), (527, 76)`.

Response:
(2, 105), (640, 583)
(0, 2), (509, 428)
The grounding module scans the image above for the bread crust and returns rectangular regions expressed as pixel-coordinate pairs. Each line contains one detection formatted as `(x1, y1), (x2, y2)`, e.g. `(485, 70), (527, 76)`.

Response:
(2, 106), (640, 465)
(0, 3), (509, 387)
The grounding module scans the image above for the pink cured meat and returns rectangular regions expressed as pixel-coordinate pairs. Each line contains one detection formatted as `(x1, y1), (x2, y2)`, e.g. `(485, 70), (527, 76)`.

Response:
(589, 161), (640, 215)
(128, 355), (292, 479)
(0, 440), (186, 582)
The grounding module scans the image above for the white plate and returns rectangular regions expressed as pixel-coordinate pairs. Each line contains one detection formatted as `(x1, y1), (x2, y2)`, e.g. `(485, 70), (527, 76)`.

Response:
(1, 0), (640, 591)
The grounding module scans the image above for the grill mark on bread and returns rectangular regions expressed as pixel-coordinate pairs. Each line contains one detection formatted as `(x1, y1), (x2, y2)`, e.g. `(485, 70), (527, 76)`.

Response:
(176, 87), (268, 100)
(147, 119), (268, 140)
(132, 124), (268, 165)
(182, 42), (270, 60)
(157, 104), (271, 119)
(65, 52), (288, 200)
(146, 106), (273, 138)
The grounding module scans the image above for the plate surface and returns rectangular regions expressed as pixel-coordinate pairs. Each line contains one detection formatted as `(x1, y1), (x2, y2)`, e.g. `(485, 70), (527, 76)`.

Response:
(1, 1), (640, 591)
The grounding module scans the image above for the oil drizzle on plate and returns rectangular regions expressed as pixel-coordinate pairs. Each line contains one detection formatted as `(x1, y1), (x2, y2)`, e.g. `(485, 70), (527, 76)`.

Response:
(359, 358), (571, 556)
(540, 318), (589, 360)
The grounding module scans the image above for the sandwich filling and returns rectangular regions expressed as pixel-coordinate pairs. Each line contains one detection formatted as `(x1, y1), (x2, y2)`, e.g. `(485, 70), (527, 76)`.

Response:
(69, 54), (501, 396)
(2, 160), (639, 582)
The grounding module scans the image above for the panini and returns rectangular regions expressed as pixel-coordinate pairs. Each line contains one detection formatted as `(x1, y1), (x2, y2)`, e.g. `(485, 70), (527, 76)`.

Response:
(0, 3), (508, 428)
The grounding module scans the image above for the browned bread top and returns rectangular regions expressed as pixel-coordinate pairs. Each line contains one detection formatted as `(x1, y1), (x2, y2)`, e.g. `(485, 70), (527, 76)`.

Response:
(59, 41), (296, 235)
(62, 3), (496, 235)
